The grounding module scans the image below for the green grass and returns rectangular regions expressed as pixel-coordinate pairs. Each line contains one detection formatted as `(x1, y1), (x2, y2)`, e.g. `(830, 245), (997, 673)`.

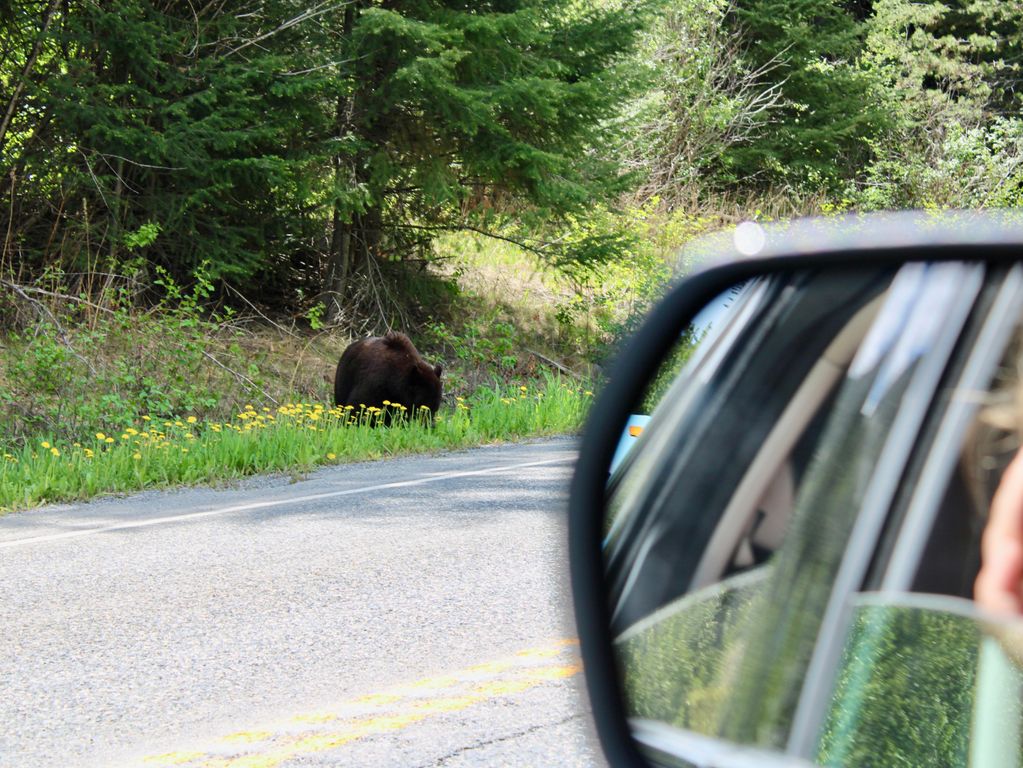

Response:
(0, 373), (591, 513)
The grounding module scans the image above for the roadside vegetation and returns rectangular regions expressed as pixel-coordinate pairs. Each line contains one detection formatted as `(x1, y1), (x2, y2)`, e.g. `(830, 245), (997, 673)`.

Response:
(0, 374), (589, 511)
(3, 0), (1023, 509)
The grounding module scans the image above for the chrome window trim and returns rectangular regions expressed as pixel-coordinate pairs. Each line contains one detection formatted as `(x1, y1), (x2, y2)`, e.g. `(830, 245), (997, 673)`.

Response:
(632, 719), (817, 768)
(786, 262), (987, 758)
(879, 264), (1023, 591)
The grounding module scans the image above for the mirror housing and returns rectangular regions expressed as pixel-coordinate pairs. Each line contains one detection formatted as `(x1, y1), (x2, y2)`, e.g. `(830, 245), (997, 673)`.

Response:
(568, 211), (1023, 768)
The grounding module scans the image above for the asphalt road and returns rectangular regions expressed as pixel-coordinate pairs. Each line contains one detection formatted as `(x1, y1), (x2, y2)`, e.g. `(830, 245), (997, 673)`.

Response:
(0, 438), (605, 768)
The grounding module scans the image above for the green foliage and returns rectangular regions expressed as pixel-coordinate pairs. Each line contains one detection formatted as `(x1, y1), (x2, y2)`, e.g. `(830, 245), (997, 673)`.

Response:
(817, 605), (980, 767)
(723, 0), (888, 191)
(846, 0), (1023, 210)
(852, 117), (1023, 210)
(322, 0), (655, 282)
(425, 318), (519, 378)
(0, 266), (229, 443)
(626, 0), (786, 201)
(552, 200), (709, 361)
(619, 570), (768, 735)
(122, 222), (160, 250)
(3, 0), (333, 283)
(1, 0), (654, 313)
(305, 302), (326, 331)
(0, 373), (591, 511)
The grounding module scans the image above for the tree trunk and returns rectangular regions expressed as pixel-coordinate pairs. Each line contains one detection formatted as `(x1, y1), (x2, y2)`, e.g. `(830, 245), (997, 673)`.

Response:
(324, 4), (357, 324)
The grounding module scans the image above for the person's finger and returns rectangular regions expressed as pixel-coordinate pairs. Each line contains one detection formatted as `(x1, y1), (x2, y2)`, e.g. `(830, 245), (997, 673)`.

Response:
(976, 537), (1023, 615)
(976, 447), (1023, 615)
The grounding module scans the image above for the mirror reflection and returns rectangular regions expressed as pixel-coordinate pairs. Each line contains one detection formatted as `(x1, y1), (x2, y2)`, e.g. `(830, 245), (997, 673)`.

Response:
(605, 261), (1023, 766)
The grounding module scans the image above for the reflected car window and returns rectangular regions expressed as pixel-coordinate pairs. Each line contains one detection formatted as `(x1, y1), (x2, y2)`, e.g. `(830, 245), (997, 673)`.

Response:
(606, 268), (897, 633)
(610, 262), (992, 760)
(811, 266), (1023, 767)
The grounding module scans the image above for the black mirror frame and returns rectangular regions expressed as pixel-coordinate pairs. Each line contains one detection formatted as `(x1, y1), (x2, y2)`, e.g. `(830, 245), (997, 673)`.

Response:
(568, 214), (1023, 768)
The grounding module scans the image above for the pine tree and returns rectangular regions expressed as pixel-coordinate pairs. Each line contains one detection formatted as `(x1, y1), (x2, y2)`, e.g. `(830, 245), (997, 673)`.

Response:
(722, 0), (888, 190)
(320, 0), (652, 318)
(3, 0), (336, 283)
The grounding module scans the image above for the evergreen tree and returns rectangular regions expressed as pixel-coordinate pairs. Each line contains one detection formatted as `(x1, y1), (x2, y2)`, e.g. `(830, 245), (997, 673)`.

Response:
(855, 0), (1023, 209)
(2, 0), (336, 283)
(320, 0), (652, 319)
(723, 0), (887, 190)
(1, 0), (651, 319)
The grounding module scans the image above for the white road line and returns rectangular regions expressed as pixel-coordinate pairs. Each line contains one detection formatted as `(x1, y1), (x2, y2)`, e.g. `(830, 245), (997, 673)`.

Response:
(0, 456), (574, 549)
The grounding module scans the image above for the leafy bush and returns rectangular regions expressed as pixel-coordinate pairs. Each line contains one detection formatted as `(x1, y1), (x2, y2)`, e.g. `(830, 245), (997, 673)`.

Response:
(554, 201), (714, 363)
(852, 117), (1023, 211)
(0, 267), (249, 445)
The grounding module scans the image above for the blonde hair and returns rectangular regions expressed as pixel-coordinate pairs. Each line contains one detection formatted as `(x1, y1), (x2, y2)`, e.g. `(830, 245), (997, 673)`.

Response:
(963, 332), (1023, 517)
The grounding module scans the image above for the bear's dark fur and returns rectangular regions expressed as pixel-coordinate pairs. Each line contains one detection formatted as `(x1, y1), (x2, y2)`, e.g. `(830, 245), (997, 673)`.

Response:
(333, 332), (443, 424)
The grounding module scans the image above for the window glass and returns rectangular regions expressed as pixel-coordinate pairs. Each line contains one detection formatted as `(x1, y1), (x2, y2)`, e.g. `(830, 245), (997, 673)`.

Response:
(812, 267), (1023, 767)
(609, 263), (987, 758)
(816, 599), (1017, 767)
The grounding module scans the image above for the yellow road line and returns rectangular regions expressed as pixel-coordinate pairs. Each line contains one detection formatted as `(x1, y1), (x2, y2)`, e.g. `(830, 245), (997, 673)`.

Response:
(141, 639), (580, 768)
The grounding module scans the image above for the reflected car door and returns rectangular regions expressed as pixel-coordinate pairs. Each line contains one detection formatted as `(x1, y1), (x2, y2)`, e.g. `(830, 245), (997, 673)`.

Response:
(610, 262), (1008, 766)
(807, 263), (1023, 767)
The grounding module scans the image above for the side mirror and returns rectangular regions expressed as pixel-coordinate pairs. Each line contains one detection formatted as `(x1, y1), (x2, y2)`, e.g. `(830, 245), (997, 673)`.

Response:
(569, 212), (1023, 767)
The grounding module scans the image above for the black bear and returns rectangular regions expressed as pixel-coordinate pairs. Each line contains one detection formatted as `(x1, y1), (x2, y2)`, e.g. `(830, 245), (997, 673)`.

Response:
(333, 331), (443, 425)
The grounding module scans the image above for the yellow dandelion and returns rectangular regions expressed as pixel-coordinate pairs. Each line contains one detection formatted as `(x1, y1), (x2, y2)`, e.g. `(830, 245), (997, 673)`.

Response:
(96, 432), (106, 440)
(105, 437), (114, 444)
(519, 386), (528, 391)
(142, 415), (151, 422)
(584, 390), (593, 396)
(186, 416), (197, 424)
(132, 453), (141, 460)
(121, 434), (130, 441)
(40, 440), (51, 449)
(50, 447), (60, 457)
(327, 453), (337, 460)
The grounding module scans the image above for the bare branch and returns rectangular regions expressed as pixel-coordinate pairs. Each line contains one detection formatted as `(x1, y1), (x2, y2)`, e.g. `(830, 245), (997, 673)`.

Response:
(223, 1), (349, 58)
(0, 279), (99, 374)
(201, 350), (279, 405)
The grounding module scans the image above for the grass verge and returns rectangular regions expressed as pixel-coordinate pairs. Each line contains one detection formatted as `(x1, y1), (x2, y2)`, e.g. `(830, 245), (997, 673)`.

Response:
(0, 373), (590, 513)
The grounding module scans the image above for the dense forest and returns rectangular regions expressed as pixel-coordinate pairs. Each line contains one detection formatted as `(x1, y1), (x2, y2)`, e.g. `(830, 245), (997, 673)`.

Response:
(3, 0), (1023, 445)
(4, 0), (1023, 319)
